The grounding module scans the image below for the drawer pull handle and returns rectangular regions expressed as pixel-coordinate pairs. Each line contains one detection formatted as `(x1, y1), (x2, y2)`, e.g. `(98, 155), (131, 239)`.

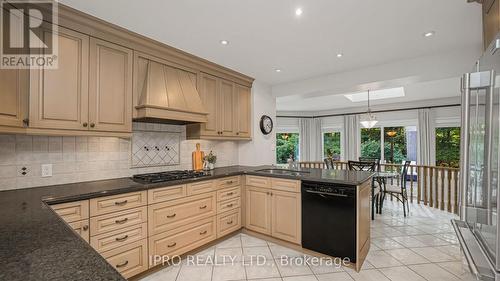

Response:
(200, 230), (207, 235)
(167, 214), (176, 218)
(115, 235), (129, 242)
(227, 220), (233, 225)
(116, 260), (129, 268)
(199, 205), (207, 209)
(82, 225), (89, 231)
(115, 200), (128, 206)
(226, 203), (234, 208)
(226, 180), (234, 184)
(226, 192), (234, 196)
(168, 242), (177, 248)
(115, 218), (128, 224)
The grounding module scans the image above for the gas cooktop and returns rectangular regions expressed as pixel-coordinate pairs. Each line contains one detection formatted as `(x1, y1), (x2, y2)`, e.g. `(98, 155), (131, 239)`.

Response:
(132, 170), (209, 183)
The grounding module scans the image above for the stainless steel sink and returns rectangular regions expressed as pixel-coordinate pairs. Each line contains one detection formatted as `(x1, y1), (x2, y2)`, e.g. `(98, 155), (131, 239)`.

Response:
(254, 168), (310, 176)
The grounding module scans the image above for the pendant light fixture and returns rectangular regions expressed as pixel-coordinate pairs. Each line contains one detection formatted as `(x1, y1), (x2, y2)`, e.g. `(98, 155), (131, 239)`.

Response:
(360, 90), (378, 128)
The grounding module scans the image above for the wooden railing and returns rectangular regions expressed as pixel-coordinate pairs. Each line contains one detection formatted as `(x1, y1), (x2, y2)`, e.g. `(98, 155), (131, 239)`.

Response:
(298, 161), (460, 214)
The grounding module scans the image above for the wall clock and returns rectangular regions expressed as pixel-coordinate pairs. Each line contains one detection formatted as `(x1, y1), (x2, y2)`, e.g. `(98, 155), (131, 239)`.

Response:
(259, 115), (273, 135)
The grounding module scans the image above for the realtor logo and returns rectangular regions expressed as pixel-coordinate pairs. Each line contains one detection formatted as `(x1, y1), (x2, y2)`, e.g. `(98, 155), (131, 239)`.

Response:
(1, 0), (58, 69)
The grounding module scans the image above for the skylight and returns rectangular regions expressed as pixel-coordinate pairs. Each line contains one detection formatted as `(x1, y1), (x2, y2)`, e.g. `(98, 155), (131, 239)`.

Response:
(344, 87), (405, 102)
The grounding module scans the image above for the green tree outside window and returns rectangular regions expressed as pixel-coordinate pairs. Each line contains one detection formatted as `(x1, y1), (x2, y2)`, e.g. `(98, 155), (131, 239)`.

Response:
(276, 133), (299, 164)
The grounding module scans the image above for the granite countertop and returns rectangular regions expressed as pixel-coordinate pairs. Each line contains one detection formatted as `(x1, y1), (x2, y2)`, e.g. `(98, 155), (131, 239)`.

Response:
(0, 165), (373, 281)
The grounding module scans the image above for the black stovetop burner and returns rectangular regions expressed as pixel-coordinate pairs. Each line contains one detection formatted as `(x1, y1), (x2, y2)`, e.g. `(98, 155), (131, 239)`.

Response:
(132, 170), (209, 183)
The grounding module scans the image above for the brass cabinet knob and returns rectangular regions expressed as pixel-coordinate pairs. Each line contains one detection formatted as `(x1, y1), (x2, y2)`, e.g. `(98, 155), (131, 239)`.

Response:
(82, 225), (89, 231)
(83, 122), (88, 127)
(90, 123), (95, 128)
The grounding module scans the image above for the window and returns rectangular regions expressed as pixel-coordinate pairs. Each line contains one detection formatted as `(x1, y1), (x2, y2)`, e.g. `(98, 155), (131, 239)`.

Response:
(323, 131), (341, 160)
(435, 127), (461, 168)
(361, 128), (381, 160)
(276, 133), (300, 164)
(383, 127), (407, 164)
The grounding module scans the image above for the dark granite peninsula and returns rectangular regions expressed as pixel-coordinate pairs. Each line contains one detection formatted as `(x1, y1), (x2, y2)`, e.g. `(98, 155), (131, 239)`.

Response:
(0, 166), (373, 281)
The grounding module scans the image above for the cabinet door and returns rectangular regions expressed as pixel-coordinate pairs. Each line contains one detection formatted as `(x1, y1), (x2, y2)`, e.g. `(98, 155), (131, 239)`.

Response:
(0, 69), (28, 127)
(271, 190), (301, 244)
(245, 186), (271, 235)
(30, 27), (89, 130)
(234, 84), (251, 138)
(219, 79), (235, 136)
(483, 0), (499, 49)
(89, 38), (133, 132)
(199, 73), (219, 136)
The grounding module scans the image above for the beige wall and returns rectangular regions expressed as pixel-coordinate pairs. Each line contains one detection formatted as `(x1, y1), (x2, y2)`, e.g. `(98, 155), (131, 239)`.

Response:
(0, 123), (239, 191)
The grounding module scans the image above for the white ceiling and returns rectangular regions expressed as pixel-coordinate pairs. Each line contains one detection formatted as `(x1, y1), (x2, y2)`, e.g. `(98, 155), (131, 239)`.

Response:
(60, 0), (482, 86)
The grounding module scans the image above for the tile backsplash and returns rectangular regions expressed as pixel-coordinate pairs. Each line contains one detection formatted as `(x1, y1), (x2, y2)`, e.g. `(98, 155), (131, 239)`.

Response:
(0, 123), (239, 191)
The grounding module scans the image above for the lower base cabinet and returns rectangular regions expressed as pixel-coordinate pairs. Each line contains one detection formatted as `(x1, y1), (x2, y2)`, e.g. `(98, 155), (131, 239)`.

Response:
(149, 216), (217, 267)
(69, 220), (90, 243)
(217, 209), (241, 238)
(102, 239), (149, 279)
(245, 183), (301, 244)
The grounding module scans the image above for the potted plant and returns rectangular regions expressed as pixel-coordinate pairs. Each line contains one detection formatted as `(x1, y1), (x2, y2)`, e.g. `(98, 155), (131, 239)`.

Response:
(203, 151), (217, 170)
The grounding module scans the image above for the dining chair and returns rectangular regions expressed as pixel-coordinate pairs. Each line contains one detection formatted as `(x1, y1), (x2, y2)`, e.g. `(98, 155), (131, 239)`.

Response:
(348, 160), (379, 219)
(358, 157), (381, 172)
(324, 158), (334, 169)
(380, 160), (411, 217)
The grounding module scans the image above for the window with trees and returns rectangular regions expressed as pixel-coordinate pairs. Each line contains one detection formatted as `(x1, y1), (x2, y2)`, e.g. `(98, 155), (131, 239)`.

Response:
(323, 131), (341, 160)
(435, 127), (461, 168)
(360, 128), (381, 160)
(384, 127), (407, 164)
(276, 133), (300, 164)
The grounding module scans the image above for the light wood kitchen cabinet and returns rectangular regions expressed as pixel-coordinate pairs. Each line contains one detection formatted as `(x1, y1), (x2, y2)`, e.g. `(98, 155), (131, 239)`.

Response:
(69, 220), (90, 243)
(483, 0), (500, 49)
(30, 27), (90, 131)
(234, 84), (252, 138)
(52, 200), (90, 223)
(245, 186), (272, 235)
(271, 190), (301, 244)
(0, 69), (28, 129)
(187, 74), (252, 140)
(89, 38), (133, 133)
(246, 177), (301, 244)
(102, 238), (149, 279)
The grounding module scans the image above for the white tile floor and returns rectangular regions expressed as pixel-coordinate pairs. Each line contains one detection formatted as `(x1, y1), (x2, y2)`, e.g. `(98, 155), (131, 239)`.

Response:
(140, 200), (474, 281)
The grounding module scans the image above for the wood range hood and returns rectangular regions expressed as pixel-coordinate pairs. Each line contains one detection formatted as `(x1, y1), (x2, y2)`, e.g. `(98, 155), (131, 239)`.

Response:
(134, 56), (209, 124)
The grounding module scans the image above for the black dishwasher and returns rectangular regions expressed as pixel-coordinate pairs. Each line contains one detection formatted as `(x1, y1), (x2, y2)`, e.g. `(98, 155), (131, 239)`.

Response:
(301, 180), (357, 262)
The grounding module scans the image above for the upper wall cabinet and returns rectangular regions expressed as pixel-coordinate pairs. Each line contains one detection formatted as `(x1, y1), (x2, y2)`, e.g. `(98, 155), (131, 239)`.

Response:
(29, 27), (133, 135)
(89, 38), (133, 133)
(30, 27), (90, 131)
(0, 69), (28, 129)
(483, 0), (500, 49)
(187, 73), (252, 140)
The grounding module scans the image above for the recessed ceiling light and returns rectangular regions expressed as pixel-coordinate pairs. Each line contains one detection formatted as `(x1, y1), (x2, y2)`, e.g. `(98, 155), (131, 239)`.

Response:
(336, 53), (343, 58)
(275, 69), (282, 73)
(423, 31), (435, 37)
(220, 40), (229, 45)
(295, 8), (303, 16)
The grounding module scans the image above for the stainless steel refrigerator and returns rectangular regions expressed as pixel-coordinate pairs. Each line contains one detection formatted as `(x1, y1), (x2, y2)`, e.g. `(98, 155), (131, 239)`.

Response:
(454, 33), (500, 281)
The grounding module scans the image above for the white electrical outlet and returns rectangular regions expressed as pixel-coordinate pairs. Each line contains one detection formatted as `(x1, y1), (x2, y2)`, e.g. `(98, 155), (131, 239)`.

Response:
(41, 164), (52, 177)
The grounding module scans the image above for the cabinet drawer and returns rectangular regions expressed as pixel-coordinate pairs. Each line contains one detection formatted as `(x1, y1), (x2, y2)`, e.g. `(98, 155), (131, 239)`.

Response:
(271, 178), (300, 193)
(90, 206), (147, 236)
(148, 192), (216, 236)
(246, 175), (270, 188)
(91, 222), (148, 253)
(69, 219), (90, 243)
(102, 238), (148, 279)
(148, 184), (187, 204)
(216, 176), (240, 189)
(52, 200), (89, 223)
(217, 186), (241, 202)
(217, 209), (241, 238)
(149, 217), (216, 267)
(217, 197), (241, 214)
(90, 191), (147, 217)
(187, 180), (215, 195)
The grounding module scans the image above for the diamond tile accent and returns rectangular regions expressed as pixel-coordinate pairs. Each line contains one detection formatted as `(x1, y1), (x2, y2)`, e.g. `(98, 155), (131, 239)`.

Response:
(132, 131), (181, 168)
